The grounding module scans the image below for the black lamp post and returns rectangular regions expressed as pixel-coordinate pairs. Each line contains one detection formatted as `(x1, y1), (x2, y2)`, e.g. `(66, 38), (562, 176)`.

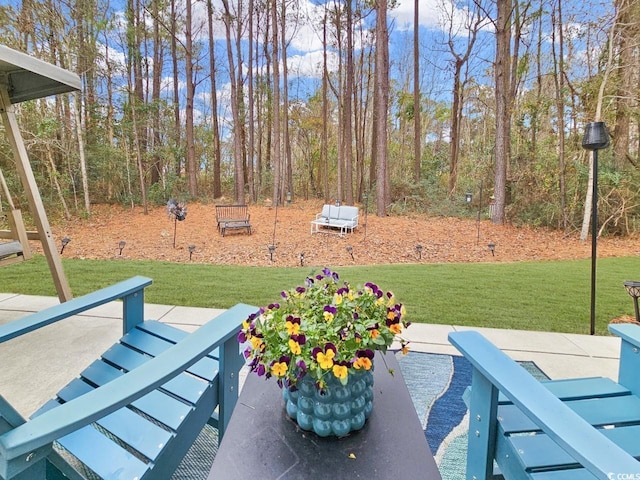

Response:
(582, 121), (610, 335)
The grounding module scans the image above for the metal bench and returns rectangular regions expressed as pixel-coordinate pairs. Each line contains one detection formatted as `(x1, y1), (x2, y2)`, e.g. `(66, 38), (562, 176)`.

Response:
(449, 326), (640, 480)
(215, 205), (251, 237)
(0, 276), (256, 479)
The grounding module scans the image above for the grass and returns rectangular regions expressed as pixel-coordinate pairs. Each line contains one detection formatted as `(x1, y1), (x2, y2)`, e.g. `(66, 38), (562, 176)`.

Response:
(3, 255), (640, 336)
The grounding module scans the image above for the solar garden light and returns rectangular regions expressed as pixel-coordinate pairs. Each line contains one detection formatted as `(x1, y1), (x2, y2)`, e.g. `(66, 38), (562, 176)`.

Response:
(582, 121), (610, 335)
(488, 242), (495, 256)
(189, 244), (196, 261)
(465, 192), (472, 204)
(286, 191), (292, 205)
(346, 245), (354, 261)
(623, 281), (640, 324)
(416, 244), (423, 260)
(268, 244), (276, 262)
(118, 240), (126, 255)
(299, 252), (305, 267)
(60, 237), (71, 254)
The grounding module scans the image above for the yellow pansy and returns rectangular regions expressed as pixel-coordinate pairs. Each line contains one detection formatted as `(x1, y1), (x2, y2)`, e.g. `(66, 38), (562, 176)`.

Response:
(317, 350), (335, 369)
(250, 336), (264, 350)
(333, 364), (348, 379)
(271, 362), (288, 377)
(289, 338), (301, 355)
(286, 321), (300, 335)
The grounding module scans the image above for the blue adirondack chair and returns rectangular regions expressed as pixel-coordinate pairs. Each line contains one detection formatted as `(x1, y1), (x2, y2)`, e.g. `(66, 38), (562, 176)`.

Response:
(449, 325), (640, 480)
(0, 277), (256, 480)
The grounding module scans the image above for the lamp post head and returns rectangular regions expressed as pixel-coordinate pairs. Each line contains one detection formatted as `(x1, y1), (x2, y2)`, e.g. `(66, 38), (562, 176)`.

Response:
(624, 281), (640, 299)
(582, 122), (610, 151)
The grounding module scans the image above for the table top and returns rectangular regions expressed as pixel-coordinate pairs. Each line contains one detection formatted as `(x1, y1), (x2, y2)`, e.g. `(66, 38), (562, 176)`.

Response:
(208, 351), (442, 480)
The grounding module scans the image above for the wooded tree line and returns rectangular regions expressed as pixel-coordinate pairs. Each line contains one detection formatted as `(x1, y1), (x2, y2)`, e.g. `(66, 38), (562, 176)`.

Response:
(0, 0), (639, 236)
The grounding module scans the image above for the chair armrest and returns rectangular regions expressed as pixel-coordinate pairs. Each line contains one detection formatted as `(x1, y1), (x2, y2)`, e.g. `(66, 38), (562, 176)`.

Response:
(0, 303), (257, 463)
(0, 276), (152, 344)
(609, 323), (640, 396)
(449, 330), (639, 476)
(609, 323), (640, 348)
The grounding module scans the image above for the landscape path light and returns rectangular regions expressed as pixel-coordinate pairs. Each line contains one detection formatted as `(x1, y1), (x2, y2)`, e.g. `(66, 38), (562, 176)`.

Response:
(118, 240), (126, 255)
(346, 245), (354, 261)
(60, 237), (70, 254)
(623, 281), (640, 324)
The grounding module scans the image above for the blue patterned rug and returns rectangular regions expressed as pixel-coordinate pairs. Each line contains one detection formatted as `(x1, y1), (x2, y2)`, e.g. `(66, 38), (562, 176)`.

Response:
(397, 351), (549, 479)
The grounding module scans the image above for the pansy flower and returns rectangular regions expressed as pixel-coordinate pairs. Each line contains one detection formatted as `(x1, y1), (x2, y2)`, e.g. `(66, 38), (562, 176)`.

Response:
(285, 315), (301, 335)
(353, 349), (374, 370)
(238, 269), (409, 389)
(323, 305), (337, 322)
(313, 343), (337, 370)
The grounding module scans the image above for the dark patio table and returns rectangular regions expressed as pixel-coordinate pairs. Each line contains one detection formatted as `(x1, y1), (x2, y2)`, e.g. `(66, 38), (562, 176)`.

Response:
(207, 351), (442, 479)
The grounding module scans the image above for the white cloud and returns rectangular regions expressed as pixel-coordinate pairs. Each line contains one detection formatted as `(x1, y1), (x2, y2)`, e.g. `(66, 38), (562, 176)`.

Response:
(391, 0), (491, 34)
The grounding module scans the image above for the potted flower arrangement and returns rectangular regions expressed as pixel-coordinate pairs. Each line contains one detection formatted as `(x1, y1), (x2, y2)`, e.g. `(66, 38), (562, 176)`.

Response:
(238, 268), (410, 437)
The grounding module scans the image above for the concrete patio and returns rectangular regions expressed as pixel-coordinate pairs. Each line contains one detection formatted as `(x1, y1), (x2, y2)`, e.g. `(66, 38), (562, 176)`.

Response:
(0, 291), (621, 420)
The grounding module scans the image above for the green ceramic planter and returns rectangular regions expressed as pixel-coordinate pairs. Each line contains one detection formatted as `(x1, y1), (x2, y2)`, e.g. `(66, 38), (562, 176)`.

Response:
(283, 369), (374, 437)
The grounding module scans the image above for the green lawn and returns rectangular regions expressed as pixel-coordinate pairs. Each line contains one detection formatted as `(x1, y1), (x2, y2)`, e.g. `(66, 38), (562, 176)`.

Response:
(3, 255), (640, 336)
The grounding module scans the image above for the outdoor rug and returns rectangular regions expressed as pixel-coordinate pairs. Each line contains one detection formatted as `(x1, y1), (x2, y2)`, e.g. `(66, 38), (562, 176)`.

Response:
(173, 350), (548, 479)
(397, 351), (549, 479)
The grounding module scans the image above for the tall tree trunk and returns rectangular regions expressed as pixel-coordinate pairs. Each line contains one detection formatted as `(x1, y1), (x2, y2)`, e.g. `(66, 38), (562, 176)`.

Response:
(493, 0), (511, 225)
(281, 0), (293, 203)
(247, 0), (256, 201)
(343, 0), (354, 205)
(221, 0), (245, 204)
(150, 0), (162, 185)
(207, 0), (222, 199)
(447, 2), (483, 198)
(413, 0), (421, 183)
(375, 0), (390, 217)
(322, 6), (330, 204)
(185, 0), (197, 196)
(613, 0), (632, 168)
(552, 0), (568, 230)
(170, 0), (182, 177)
(271, 0), (282, 205)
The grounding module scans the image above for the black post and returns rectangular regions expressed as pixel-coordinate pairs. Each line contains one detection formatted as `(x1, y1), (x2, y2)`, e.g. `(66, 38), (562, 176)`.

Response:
(476, 180), (483, 246)
(581, 121), (609, 335)
(589, 149), (598, 335)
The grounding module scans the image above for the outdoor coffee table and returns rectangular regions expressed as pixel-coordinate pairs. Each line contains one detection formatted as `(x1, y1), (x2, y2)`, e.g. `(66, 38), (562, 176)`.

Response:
(207, 351), (442, 479)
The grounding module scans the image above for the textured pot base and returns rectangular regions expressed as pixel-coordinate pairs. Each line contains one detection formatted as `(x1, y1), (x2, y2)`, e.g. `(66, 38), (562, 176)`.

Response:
(283, 370), (374, 437)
